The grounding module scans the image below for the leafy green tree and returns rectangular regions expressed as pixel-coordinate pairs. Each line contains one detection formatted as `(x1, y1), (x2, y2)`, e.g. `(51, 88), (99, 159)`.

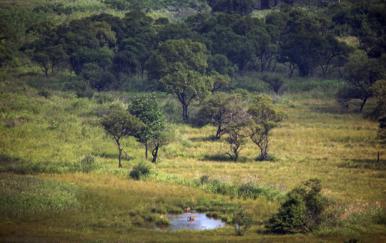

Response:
(266, 179), (327, 234)
(31, 45), (67, 76)
(195, 93), (240, 139)
(208, 54), (237, 76)
(341, 51), (386, 111)
(222, 98), (252, 161)
(56, 18), (116, 74)
(153, 39), (212, 122)
(278, 9), (332, 76)
(128, 94), (166, 161)
(101, 108), (144, 168)
(148, 129), (173, 163)
(248, 95), (285, 161)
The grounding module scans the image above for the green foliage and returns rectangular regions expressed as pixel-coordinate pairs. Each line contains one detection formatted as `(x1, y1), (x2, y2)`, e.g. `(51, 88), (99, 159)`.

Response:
(266, 179), (328, 234)
(248, 95), (285, 161)
(129, 94), (171, 162)
(129, 162), (152, 180)
(101, 107), (144, 167)
(233, 207), (253, 236)
(209, 0), (256, 15)
(340, 51), (386, 111)
(154, 39), (212, 121)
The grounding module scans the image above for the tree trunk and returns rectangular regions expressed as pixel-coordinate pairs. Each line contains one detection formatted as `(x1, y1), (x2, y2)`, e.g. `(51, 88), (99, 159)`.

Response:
(182, 103), (189, 122)
(257, 137), (269, 161)
(118, 146), (123, 168)
(145, 142), (148, 160)
(115, 139), (123, 168)
(152, 145), (159, 163)
(359, 97), (368, 112)
(215, 125), (223, 139)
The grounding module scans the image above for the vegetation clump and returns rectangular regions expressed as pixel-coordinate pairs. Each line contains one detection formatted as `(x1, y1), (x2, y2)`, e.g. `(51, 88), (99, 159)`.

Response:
(233, 208), (253, 236)
(265, 179), (328, 234)
(129, 162), (152, 180)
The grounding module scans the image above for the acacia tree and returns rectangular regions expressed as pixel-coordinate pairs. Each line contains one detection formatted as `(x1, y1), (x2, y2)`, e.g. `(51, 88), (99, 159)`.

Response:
(195, 93), (242, 139)
(152, 39), (212, 122)
(248, 95), (285, 161)
(129, 94), (166, 161)
(149, 129), (173, 163)
(222, 99), (252, 161)
(101, 108), (144, 168)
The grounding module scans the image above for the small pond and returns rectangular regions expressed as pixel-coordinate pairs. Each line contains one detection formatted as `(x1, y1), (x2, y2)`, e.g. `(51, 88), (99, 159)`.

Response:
(167, 212), (226, 231)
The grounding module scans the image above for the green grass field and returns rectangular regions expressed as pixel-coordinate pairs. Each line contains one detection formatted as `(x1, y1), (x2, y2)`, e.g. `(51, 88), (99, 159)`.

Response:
(0, 77), (386, 242)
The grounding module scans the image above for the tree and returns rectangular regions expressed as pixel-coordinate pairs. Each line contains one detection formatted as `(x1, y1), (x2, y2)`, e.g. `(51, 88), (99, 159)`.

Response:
(148, 129), (173, 163)
(101, 108), (144, 168)
(278, 9), (332, 77)
(208, 0), (257, 15)
(128, 94), (166, 161)
(265, 179), (327, 234)
(154, 39), (212, 122)
(222, 98), (252, 161)
(248, 95), (285, 161)
(341, 51), (385, 112)
(195, 93), (241, 139)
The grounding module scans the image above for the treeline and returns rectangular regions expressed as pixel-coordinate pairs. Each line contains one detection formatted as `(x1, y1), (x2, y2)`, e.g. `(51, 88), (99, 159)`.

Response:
(1, 1), (385, 119)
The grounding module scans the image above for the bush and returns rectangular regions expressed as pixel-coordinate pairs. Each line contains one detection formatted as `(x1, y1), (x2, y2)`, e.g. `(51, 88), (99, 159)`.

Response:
(129, 162), (151, 180)
(265, 179), (328, 234)
(79, 155), (95, 173)
(233, 208), (253, 236)
(37, 89), (51, 98)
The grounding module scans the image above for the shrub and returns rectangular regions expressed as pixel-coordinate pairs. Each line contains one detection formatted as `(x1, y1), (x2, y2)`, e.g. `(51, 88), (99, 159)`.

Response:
(233, 208), (253, 236)
(261, 73), (285, 94)
(37, 89), (51, 98)
(79, 155), (95, 173)
(129, 162), (151, 180)
(265, 179), (328, 234)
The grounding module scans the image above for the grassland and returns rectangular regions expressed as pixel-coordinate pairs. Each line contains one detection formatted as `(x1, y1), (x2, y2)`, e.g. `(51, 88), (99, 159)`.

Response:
(0, 76), (386, 242)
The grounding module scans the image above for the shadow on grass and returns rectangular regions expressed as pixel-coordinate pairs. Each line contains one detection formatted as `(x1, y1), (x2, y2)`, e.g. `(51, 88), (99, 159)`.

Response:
(339, 159), (386, 170)
(201, 154), (248, 163)
(92, 152), (133, 161)
(190, 136), (222, 142)
(0, 154), (25, 164)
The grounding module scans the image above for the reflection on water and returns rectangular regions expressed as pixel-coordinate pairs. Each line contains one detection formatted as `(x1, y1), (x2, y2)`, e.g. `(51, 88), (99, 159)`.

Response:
(167, 212), (226, 231)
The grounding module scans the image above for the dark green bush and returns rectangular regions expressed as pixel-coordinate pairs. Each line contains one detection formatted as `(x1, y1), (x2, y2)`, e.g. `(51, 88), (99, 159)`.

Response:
(265, 179), (328, 234)
(129, 162), (151, 180)
(37, 89), (51, 98)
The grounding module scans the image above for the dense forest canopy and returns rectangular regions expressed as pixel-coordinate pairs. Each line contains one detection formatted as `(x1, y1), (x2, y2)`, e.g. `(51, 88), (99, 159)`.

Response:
(1, 0), (385, 117)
